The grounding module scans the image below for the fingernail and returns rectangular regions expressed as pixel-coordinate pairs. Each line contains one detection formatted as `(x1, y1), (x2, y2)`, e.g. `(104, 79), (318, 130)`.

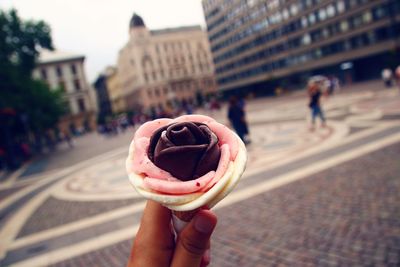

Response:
(204, 249), (210, 262)
(194, 213), (215, 234)
(200, 249), (211, 267)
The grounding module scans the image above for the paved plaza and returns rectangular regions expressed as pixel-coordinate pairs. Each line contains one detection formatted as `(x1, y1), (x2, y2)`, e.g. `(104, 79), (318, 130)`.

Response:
(0, 81), (400, 266)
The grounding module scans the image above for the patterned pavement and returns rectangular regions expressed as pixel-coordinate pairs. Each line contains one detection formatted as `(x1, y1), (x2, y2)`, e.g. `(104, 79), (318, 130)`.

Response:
(0, 82), (399, 266)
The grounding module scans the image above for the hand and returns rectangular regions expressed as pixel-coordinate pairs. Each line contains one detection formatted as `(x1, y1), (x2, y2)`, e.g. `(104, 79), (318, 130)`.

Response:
(127, 201), (217, 267)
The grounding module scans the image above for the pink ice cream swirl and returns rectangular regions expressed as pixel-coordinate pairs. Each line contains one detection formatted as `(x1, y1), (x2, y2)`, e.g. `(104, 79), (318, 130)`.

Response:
(126, 115), (239, 196)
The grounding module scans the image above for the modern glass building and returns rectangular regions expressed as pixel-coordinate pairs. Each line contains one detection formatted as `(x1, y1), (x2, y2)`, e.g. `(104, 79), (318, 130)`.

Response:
(202, 0), (400, 96)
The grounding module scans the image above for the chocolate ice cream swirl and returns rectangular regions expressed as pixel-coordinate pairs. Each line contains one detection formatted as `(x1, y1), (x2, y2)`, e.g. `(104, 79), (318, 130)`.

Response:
(148, 122), (221, 181)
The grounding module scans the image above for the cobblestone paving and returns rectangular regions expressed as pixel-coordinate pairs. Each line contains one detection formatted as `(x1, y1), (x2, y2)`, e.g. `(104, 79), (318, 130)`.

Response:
(17, 197), (137, 238)
(50, 142), (400, 267)
(49, 240), (132, 267)
(211, 143), (400, 267)
(1, 85), (400, 266)
(0, 184), (28, 200)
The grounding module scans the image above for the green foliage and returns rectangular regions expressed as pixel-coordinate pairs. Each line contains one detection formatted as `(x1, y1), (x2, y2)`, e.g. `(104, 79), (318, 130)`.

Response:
(0, 8), (64, 132)
(0, 9), (53, 74)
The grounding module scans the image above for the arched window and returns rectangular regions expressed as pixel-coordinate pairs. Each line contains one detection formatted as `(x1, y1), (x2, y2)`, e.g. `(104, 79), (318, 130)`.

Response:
(142, 55), (153, 70)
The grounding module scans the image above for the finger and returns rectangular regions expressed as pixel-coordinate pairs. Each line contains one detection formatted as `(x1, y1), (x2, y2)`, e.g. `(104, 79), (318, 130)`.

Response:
(200, 247), (211, 267)
(128, 201), (174, 267)
(171, 210), (217, 267)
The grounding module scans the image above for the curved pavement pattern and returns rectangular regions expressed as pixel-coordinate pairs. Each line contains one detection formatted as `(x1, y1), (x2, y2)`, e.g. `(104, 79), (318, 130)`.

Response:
(0, 86), (400, 267)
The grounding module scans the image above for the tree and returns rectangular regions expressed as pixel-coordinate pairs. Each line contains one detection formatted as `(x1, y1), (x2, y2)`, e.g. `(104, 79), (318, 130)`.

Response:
(0, 9), (64, 169)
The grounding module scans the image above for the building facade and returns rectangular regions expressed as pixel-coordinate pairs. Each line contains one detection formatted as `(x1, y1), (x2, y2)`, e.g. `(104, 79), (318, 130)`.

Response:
(117, 14), (216, 112)
(202, 0), (400, 95)
(105, 66), (126, 114)
(93, 72), (113, 124)
(33, 50), (97, 134)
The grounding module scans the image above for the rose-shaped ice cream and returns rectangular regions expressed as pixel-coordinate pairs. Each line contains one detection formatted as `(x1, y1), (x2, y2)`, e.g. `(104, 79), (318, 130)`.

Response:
(126, 114), (247, 211)
(149, 121), (221, 181)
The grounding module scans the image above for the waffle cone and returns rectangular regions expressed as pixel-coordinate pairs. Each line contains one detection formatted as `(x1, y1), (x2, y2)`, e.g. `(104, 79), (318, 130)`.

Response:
(172, 209), (199, 222)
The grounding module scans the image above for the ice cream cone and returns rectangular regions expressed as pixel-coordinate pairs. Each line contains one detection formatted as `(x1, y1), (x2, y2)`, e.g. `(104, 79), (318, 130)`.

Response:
(171, 209), (199, 235)
(126, 115), (247, 265)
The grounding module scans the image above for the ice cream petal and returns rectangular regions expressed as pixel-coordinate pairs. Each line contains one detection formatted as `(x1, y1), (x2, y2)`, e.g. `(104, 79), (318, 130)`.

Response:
(164, 161), (235, 211)
(131, 137), (175, 180)
(208, 121), (238, 160)
(134, 118), (173, 140)
(143, 171), (215, 194)
(173, 114), (216, 124)
(206, 137), (247, 208)
(128, 172), (202, 205)
(201, 144), (230, 192)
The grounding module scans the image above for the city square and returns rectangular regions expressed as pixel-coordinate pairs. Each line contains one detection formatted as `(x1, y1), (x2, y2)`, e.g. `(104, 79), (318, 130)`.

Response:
(1, 0), (400, 266)
(1, 81), (399, 266)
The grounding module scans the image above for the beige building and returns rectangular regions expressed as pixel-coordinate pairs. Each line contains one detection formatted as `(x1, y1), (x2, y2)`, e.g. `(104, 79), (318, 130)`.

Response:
(104, 66), (125, 113)
(33, 50), (97, 134)
(117, 14), (216, 112)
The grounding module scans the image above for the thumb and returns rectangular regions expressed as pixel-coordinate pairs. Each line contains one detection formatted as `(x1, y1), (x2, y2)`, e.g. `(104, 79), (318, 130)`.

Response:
(171, 210), (217, 267)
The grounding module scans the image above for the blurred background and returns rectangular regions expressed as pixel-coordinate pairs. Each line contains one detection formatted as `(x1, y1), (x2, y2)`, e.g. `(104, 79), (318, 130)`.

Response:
(0, 0), (400, 266)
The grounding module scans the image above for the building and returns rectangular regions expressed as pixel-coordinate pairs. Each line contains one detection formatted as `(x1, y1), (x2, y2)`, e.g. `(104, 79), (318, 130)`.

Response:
(105, 67), (125, 114)
(33, 50), (97, 134)
(202, 0), (400, 96)
(93, 71), (113, 124)
(117, 13), (216, 112)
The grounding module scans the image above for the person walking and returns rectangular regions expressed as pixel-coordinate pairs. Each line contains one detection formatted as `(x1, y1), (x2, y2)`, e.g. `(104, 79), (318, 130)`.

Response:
(381, 68), (393, 88)
(227, 96), (250, 144)
(308, 81), (326, 130)
(395, 65), (400, 90)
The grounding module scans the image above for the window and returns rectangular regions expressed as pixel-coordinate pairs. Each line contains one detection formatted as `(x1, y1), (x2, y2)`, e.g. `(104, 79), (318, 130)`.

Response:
(302, 34), (311, 45)
(282, 9), (289, 20)
(340, 21), (349, 32)
(308, 13), (316, 25)
(322, 28), (329, 38)
(337, 1), (345, 13)
(70, 64), (77, 75)
(74, 79), (81, 90)
(363, 11), (372, 24)
(290, 4), (299, 16)
(374, 6), (387, 20)
(58, 81), (66, 91)
(352, 15), (363, 28)
(78, 98), (86, 112)
(326, 4), (335, 18)
(301, 17), (308, 28)
(56, 66), (63, 77)
(367, 31), (376, 44)
(41, 69), (47, 80)
(318, 9), (327, 21)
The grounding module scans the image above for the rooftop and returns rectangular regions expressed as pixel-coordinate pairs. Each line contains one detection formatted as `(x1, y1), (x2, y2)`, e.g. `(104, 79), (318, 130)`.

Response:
(150, 25), (202, 35)
(37, 49), (85, 64)
(130, 13), (145, 28)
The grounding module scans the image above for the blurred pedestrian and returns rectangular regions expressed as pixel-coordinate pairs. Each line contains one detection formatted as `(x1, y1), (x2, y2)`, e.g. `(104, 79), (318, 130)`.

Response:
(308, 81), (326, 130)
(0, 147), (5, 170)
(327, 76), (335, 95)
(228, 96), (250, 144)
(395, 65), (400, 90)
(64, 132), (74, 148)
(381, 68), (393, 88)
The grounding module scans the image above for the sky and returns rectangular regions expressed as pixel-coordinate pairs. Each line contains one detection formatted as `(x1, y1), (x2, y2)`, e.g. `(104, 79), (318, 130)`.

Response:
(0, 0), (206, 83)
